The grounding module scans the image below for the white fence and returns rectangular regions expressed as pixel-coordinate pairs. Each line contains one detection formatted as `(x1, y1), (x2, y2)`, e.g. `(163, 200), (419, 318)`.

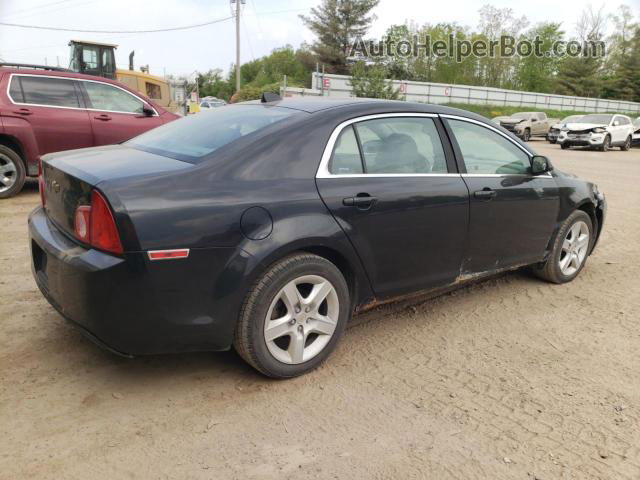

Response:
(282, 73), (640, 115)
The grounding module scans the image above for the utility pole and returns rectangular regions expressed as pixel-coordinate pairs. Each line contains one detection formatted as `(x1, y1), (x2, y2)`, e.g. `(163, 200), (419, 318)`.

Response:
(234, 0), (242, 94)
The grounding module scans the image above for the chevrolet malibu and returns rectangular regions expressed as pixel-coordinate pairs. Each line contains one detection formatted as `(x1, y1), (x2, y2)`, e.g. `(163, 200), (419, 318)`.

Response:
(29, 98), (606, 378)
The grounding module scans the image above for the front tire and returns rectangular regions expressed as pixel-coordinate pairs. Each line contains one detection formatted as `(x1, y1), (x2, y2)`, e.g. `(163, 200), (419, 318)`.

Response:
(599, 135), (611, 152)
(234, 253), (350, 378)
(0, 145), (26, 199)
(533, 210), (593, 284)
(621, 136), (631, 151)
(522, 128), (531, 142)
(560, 142), (569, 150)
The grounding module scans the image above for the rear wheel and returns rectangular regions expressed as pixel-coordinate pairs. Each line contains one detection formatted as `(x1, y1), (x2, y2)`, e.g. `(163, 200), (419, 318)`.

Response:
(0, 145), (26, 199)
(234, 253), (350, 378)
(533, 210), (593, 284)
(621, 136), (631, 151)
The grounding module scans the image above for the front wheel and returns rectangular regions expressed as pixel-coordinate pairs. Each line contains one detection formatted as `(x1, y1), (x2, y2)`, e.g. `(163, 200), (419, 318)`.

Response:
(621, 136), (631, 151)
(234, 253), (350, 378)
(522, 129), (531, 142)
(599, 135), (611, 152)
(560, 142), (569, 150)
(533, 210), (593, 284)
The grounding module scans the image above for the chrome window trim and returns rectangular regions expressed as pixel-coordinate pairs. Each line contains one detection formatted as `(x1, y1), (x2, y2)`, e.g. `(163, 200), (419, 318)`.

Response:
(6, 73), (158, 116)
(316, 113), (459, 179)
(440, 114), (553, 179)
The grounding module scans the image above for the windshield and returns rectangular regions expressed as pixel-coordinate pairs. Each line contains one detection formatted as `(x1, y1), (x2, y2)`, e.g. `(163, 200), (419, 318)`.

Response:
(512, 113), (531, 119)
(128, 105), (296, 163)
(634, 117), (640, 126)
(561, 115), (582, 123)
(579, 114), (612, 124)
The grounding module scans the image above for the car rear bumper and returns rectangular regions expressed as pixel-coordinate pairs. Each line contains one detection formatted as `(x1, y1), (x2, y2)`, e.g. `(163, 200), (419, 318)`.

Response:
(29, 207), (249, 355)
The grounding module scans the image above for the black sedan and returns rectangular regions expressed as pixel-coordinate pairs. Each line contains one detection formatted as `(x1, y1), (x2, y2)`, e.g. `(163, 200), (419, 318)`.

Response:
(29, 97), (606, 378)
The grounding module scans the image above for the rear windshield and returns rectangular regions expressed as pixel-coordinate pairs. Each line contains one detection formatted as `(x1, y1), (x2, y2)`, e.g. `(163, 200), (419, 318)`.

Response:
(579, 114), (612, 124)
(127, 105), (296, 163)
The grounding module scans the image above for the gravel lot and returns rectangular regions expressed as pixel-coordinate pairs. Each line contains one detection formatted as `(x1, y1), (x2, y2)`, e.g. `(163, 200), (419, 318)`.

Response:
(1, 140), (639, 479)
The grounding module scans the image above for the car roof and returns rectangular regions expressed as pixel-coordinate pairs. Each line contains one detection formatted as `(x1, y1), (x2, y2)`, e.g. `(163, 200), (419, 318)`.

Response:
(0, 65), (124, 85)
(240, 97), (490, 119)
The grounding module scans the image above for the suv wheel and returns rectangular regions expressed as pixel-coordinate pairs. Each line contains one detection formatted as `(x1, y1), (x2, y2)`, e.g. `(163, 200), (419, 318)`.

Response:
(522, 128), (531, 142)
(621, 136), (631, 151)
(533, 210), (593, 284)
(600, 135), (611, 152)
(234, 253), (350, 378)
(0, 145), (26, 199)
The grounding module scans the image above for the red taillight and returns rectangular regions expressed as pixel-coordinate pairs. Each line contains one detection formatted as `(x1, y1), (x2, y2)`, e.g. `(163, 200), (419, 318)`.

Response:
(38, 162), (46, 207)
(73, 190), (123, 254)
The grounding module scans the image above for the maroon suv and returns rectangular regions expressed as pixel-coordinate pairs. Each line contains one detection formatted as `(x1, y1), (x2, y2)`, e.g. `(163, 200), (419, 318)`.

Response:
(0, 65), (179, 198)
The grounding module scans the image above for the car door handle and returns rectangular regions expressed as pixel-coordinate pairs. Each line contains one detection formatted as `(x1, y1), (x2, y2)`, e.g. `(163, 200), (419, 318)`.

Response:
(474, 189), (497, 200)
(13, 108), (33, 116)
(343, 195), (377, 209)
(94, 114), (112, 121)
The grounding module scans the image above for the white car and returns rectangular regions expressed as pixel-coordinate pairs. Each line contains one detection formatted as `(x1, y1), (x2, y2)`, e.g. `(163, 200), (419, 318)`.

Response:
(558, 114), (634, 151)
(547, 115), (583, 144)
(633, 117), (640, 147)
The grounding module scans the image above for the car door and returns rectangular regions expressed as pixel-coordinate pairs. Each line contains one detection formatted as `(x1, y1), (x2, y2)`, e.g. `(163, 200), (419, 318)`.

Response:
(535, 113), (547, 135)
(6, 74), (93, 159)
(80, 80), (164, 145)
(443, 116), (559, 274)
(316, 114), (469, 299)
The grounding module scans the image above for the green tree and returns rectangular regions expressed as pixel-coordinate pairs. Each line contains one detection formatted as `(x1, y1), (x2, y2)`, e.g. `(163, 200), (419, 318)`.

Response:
(301, 0), (380, 74)
(515, 22), (564, 93)
(349, 61), (400, 99)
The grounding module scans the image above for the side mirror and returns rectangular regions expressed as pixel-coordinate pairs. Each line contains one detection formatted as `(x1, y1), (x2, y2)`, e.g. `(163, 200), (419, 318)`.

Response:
(613, 120), (620, 126)
(531, 155), (553, 175)
(531, 118), (537, 122)
(141, 105), (155, 117)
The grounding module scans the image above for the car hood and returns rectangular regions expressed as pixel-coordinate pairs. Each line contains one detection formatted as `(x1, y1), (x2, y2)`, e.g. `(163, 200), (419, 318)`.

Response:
(43, 144), (192, 186)
(501, 118), (526, 125)
(565, 122), (607, 131)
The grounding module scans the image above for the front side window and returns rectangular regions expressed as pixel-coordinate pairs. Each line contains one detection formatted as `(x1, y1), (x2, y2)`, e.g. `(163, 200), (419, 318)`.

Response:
(448, 119), (531, 175)
(84, 82), (144, 113)
(615, 116), (630, 125)
(11, 76), (80, 108)
(128, 105), (296, 163)
(82, 47), (98, 70)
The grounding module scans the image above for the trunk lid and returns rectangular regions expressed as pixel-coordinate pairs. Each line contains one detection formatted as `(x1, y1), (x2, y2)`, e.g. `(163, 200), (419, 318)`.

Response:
(42, 144), (192, 238)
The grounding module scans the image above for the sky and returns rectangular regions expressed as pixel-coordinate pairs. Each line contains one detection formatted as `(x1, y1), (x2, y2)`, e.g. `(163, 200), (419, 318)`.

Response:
(1, 0), (639, 79)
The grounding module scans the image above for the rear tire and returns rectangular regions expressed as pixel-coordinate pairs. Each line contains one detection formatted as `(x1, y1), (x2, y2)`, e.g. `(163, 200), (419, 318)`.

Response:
(0, 145), (26, 199)
(532, 210), (593, 284)
(621, 136), (631, 151)
(234, 253), (350, 378)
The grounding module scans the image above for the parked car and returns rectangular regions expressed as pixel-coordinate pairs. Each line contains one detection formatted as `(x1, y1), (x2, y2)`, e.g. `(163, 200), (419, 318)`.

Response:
(199, 99), (226, 109)
(557, 114), (634, 151)
(633, 117), (640, 147)
(0, 64), (179, 198)
(499, 112), (554, 141)
(547, 115), (583, 144)
(29, 98), (606, 378)
(491, 115), (511, 125)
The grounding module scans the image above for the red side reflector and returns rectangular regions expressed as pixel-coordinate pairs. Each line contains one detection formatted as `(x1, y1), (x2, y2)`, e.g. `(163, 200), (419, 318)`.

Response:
(148, 249), (190, 261)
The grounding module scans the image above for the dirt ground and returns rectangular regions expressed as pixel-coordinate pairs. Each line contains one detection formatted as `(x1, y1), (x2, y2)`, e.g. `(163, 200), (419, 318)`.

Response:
(1, 140), (639, 480)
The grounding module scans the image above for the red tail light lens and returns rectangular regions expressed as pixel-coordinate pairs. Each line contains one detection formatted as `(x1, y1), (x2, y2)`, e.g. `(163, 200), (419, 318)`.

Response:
(38, 162), (46, 207)
(73, 190), (123, 255)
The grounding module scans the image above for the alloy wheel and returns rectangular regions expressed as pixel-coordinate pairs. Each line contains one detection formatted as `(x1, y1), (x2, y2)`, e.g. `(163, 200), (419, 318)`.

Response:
(264, 274), (339, 364)
(559, 221), (590, 276)
(0, 153), (18, 194)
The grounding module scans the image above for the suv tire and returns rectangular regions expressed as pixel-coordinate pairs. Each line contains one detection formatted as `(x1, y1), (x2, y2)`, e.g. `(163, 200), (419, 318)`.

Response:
(0, 145), (26, 199)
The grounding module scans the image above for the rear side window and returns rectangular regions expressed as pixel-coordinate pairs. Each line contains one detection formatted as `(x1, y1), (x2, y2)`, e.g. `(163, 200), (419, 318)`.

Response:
(11, 76), (80, 108)
(83, 82), (145, 113)
(127, 105), (296, 163)
(355, 117), (447, 174)
(448, 119), (531, 175)
(329, 126), (363, 175)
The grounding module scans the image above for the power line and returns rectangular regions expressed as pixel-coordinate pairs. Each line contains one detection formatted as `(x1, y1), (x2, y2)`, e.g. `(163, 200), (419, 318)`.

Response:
(0, 16), (234, 34)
